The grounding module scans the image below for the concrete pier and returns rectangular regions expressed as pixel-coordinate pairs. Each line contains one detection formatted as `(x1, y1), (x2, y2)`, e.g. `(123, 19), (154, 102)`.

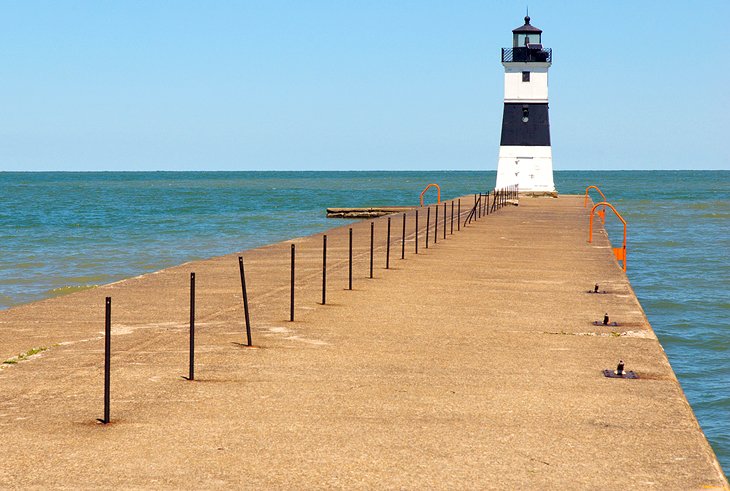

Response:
(0, 195), (726, 488)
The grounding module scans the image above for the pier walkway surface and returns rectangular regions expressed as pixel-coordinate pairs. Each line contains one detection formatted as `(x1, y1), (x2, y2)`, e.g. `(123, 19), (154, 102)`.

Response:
(0, 195), (726, 489)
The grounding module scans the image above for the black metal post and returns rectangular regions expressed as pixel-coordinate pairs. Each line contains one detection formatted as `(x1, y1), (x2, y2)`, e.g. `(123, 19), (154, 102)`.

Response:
(187, 272), (195, 380)
(369, 222), (374, 279)
(322, 235), (327, 304)
(486, 191), (490, 215)
(450, 201), (454, 235)
(434, 205), (438, 244)
(99, 297), (111, 424)
(238, 256), (252, 347)
(290, 244), (295, 322)
(401, 213), (406, 259)
(457, 199), (461, 231)
(415, 209), (419, 254)
(476, 194), (480, 219)
(348, 228), (353, 290)
(426, 207), (430, 248)
(443, 202), (447, 239)
(386, 217), (391, 269)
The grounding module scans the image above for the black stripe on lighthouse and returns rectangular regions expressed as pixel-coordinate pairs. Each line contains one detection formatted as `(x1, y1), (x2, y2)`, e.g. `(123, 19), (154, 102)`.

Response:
(500, 103), (551, 146)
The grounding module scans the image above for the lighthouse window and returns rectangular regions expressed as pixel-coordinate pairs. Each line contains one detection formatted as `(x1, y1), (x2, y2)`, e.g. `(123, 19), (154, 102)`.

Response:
(522, 71), (530, 82)
(522, 107), (529, 122)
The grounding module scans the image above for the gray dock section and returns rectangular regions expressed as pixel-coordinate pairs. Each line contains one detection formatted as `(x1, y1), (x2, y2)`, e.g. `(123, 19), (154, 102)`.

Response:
(0, 195), (726, 488)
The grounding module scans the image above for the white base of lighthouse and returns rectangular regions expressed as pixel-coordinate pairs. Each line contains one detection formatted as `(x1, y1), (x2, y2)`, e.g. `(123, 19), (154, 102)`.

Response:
(496, 145), (555, 193)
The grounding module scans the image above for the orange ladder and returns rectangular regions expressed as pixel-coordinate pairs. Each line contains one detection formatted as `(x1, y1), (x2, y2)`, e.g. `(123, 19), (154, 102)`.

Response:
(419, 183), (441, 206)
(588, 201), (627, 272)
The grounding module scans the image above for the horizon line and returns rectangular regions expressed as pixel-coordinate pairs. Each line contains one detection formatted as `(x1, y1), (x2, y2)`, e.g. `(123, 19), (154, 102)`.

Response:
(1, 169), (728, 173)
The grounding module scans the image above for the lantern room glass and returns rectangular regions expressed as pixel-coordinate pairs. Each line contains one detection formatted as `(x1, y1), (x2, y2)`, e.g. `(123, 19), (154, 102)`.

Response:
(513, 32), (541, 47)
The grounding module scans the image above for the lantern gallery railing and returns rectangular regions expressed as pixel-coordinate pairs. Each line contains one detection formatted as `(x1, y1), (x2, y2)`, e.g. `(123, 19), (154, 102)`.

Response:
(501, 47), (552, 63)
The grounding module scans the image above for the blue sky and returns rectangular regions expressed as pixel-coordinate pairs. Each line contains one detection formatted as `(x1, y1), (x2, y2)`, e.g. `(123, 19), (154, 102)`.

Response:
(1, 1), (728, 171)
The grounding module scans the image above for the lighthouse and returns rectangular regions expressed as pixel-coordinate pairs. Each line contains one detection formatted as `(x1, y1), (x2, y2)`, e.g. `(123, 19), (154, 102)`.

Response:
(495, 16), (556, 194)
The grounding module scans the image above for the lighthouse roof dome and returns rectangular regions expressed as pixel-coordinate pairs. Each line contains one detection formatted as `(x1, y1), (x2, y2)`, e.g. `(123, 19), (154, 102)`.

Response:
(512, 16), (542, 34)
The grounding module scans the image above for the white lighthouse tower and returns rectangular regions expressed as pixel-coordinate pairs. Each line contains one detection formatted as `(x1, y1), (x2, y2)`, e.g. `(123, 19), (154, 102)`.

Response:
(495, 15), (556, 194)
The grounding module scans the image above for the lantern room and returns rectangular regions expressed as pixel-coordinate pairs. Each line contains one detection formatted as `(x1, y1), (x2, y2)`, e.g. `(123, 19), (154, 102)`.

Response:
(513, 16), (542, 48)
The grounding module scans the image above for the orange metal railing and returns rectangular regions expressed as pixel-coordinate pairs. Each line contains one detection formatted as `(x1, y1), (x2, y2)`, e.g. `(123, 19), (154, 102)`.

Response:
(588, 201), (627, 272)
(584, 185), (607, 207)
(585, 185), (607, 222)
(419, 183), (441, 206)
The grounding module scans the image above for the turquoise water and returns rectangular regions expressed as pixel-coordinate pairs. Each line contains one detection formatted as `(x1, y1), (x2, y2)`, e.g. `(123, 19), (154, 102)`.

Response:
(1, 170), (728, 472)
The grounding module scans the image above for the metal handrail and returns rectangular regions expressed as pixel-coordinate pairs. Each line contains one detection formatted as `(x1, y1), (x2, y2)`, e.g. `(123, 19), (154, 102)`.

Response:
(420, 183), (441, 206)
(588, 201), (628, 272)
(585, 185), (608, 223)
(584, 186), (606, 208)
